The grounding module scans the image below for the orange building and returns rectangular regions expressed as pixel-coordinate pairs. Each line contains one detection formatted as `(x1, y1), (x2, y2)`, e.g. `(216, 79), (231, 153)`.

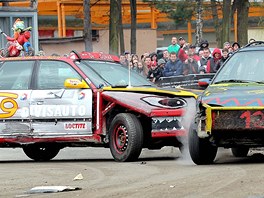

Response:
(2, 0), (264, 55)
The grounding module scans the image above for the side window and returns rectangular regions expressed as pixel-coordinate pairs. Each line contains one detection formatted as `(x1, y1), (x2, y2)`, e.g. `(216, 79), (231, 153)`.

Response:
(37, 61), (81, 89)
(0, 61), (34, 90)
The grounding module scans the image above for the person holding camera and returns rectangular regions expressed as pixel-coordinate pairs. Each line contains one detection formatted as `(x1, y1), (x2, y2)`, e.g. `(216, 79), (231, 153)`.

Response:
(183, 52), (199, 75)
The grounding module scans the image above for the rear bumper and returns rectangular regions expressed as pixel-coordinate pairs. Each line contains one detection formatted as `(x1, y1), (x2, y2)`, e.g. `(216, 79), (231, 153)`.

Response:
(0, 134), (102, 147)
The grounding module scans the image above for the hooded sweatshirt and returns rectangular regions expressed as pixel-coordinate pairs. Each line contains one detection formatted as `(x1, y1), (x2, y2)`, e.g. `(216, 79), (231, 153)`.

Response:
(206, 48), (222, 73)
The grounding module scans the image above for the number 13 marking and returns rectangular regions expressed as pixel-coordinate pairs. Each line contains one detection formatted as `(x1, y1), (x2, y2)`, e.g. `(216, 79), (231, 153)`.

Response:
(240, 110), (264, 129)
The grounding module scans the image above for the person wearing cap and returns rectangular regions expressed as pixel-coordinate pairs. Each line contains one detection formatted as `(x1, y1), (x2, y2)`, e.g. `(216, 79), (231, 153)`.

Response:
(188, 44), (200, 61)
(199, 40), (209, 50)
(168, 36), (180, 55)
(178, 37), (186, 48)
(147, 59), (163, 83)
(157, 58), (166, 73)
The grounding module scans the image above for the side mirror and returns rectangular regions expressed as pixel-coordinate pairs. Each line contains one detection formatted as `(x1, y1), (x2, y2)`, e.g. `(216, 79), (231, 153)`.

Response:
(198, 78), (211, 88)
(64, 79), (89, 89)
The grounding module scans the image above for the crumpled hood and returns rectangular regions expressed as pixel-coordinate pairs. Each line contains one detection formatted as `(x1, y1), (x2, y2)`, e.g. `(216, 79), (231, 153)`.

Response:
(202, 84), (264, 106)
(101, 86), (196, 117)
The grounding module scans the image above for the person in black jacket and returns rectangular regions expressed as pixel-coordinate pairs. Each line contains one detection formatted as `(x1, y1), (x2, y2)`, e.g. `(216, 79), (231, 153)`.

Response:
(147, 62), (163, 83)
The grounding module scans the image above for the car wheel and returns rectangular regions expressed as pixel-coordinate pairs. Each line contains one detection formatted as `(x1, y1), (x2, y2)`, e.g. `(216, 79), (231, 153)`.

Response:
(188, 122), (218, 165)
(23, 144), (60, 161)
(231, 147), (249, 157)
(109, 113), (143, 162)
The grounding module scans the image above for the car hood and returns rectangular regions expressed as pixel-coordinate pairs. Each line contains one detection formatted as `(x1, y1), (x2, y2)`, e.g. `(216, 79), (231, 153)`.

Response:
(202, 84), (264, 107)
(101, 86), (197, 117)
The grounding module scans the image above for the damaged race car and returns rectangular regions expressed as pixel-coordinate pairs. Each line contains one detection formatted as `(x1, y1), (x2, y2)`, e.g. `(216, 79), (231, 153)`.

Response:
(189, 41), (264, 165)
(0, 51), (196, 162)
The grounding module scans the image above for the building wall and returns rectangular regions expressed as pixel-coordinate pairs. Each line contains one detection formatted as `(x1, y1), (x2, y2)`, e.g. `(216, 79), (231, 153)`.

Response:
(248, 28), (264, 42)
(40, 29), (157, 56)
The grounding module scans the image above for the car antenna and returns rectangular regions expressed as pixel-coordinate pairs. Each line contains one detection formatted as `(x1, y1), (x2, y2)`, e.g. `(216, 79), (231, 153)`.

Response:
(128, 63), (132, 88)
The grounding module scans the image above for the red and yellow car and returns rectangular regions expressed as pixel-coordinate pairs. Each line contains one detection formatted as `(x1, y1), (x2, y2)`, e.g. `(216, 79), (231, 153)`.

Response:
(0, 51), (196, 161)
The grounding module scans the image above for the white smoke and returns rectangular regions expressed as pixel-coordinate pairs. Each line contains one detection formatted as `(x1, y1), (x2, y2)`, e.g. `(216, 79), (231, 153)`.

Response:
(175, 97), (197, 165)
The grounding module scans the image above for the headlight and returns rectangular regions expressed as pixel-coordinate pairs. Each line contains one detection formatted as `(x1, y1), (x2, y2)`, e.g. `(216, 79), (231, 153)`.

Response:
(141, 96), (187, 109)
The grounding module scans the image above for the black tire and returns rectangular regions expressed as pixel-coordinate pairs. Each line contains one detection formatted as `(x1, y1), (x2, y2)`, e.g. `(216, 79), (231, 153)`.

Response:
(231, 147), (249, 157)
(109, 113), (143, 162)
(23, 144), (60, 161)
(188, 122), (218, 165)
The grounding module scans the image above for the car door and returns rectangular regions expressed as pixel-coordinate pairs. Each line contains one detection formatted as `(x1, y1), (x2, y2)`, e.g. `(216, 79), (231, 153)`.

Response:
(0, 60), (34, 135)
(30, 60), (93, 136)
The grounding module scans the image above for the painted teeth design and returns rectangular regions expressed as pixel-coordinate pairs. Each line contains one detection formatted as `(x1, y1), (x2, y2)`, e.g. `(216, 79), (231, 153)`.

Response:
(152, 117), (183, 131)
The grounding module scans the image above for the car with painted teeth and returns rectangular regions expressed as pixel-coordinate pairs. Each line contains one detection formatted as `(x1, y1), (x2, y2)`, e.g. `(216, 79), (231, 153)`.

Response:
(189, 41), (264, 165)
(0, 51), (197, 162)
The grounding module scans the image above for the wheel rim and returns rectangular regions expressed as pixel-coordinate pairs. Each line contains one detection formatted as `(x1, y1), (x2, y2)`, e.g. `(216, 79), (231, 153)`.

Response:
(113, 124), (128, 154)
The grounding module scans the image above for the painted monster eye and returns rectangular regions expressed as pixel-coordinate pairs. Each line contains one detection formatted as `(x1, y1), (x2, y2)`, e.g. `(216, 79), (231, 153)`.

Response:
(142, 96), (187, 109)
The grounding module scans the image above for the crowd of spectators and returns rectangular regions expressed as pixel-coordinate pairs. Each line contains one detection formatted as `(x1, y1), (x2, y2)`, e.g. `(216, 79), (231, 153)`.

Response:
(119, 36), (255, 82)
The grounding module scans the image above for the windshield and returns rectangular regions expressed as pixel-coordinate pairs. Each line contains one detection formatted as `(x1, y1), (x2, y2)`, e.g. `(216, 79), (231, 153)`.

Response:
(212, 51), (264, 84)
(76, 60), (153, 88)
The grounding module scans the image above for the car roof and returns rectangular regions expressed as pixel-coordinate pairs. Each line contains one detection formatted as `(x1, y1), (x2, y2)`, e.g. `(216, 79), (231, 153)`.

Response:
(238, 41), (264, 52)
(0, 51), (120, 62)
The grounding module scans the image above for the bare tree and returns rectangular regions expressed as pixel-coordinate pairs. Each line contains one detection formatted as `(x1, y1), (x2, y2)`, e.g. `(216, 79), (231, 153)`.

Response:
(130, 0), (137, 54)
(109, 0), (119, 55)
(222, 0), (232, 45)
(233, 0), (249, 45)
(195, 0), (203, 46)
(210, 0), (221, 47)
(118, 0), (125, 55)
(83, 0), (93, 52)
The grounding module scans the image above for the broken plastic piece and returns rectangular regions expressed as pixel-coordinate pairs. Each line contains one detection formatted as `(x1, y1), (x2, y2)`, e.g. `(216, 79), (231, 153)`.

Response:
(73, 173), (84, 181)
(28, 186), (81, 194)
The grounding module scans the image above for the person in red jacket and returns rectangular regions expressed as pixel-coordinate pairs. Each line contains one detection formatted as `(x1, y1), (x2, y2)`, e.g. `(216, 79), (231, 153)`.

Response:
(206, 48), (222, 73)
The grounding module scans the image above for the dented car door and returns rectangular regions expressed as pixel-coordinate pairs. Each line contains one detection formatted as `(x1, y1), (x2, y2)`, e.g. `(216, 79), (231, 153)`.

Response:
(30, 60), (93, 136)
(0, 60), (34, 135)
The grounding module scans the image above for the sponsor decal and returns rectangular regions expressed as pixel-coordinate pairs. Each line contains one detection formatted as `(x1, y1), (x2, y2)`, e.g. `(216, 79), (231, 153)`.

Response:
(21, 105), (87, 118)
(20, 93), (28, 100)
(64, 122), (87, 130)
(69, 79), (80, 85)
(0, 92), (18, 118)
(78, 92), (85, 100)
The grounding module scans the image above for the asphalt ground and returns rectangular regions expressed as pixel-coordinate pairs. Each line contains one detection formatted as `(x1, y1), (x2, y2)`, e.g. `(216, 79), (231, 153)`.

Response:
(0, 147), (264, 198)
